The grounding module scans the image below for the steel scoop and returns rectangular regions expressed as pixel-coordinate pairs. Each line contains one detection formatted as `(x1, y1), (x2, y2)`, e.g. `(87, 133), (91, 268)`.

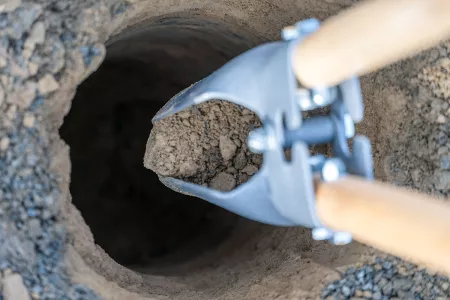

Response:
(149, 19), (372, 235)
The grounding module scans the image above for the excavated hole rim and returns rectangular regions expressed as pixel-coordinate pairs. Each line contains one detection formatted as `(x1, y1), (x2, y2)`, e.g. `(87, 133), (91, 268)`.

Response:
(60, 17), (260, 273)
(60, 15), (290, 299)
(58, 4), (393, 299)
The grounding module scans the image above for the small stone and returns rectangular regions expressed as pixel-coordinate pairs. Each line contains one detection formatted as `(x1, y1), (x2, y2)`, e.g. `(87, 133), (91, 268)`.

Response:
(378, 278), (388, 287)
(392, 278), (413, 291)
(234, 151), (247, 170)
(25, 22), (45, 48)
(372, 291), (382, 300)
(2, 273), (31, 300)
(28, 62), (39, 76)
(362, 291), (372, 298)
(209, 172), (236, 192)
(437, 115), (446, 124)
(8, 81), (36, 109)
(432, 170), (450, 190)
(220, 135), (237, 161)
(37, 74), (59, 95)
(382, 282), (393, 296)
(233, 138), (241, 147)
(0, 56), (6, 68)
(41, 209), (52, 220)
(341, 285), (352, 296)
(0, 0), (21, 13)
(0, 83), (4, 107)
(242, 164), (258, 176)
(28, 219), (41, 238)
(6, 104), (16, 120)
(441, 282), (449, 291)
(0, 137), (10, 150)
(23, 112), (36, 128)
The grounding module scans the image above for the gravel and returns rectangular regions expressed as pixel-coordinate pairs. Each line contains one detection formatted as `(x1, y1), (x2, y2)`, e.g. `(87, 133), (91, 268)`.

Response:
(0, 0), (130, 298)
(322, 256), (450, 299)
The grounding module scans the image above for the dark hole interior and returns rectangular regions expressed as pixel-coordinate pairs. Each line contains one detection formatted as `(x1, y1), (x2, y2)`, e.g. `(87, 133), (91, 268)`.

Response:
(60, 19), (254, 272)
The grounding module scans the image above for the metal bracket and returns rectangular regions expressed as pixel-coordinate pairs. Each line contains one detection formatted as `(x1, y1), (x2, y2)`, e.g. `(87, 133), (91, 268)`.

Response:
(247, 19), (373, 245)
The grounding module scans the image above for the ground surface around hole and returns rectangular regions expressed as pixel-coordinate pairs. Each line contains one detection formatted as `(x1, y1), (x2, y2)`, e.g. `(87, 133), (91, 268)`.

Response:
(0, 0), (450, 299)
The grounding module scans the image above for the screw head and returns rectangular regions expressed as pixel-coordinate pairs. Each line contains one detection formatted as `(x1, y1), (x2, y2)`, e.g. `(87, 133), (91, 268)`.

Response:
(321, 159), (343, 182)
(332, 232), (352, 245)
(312, 227), (333, 241)
(248, 128), (267, 153)
(281, 26), (299, 41)
(344, 114), (355, 138)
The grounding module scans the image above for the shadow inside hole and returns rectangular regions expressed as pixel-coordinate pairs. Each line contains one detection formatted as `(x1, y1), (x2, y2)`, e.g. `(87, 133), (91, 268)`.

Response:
(59, 26), (247, 272)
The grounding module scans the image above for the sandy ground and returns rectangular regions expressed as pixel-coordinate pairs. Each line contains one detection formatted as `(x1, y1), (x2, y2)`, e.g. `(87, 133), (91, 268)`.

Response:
(0, 0), (450, 299)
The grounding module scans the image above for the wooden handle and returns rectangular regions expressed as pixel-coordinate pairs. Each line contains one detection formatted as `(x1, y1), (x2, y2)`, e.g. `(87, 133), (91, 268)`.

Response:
(316, 176), (450, 275)
(294, 0), (450, 87)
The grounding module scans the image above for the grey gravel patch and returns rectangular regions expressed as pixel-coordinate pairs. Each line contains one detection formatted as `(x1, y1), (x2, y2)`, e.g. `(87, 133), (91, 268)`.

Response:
(321, 256), (450, 300)
(0, 0), (131, 298)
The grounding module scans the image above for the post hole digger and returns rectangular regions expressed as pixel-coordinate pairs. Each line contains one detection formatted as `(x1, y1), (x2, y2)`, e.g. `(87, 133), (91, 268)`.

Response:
(147, 0), (450, 275)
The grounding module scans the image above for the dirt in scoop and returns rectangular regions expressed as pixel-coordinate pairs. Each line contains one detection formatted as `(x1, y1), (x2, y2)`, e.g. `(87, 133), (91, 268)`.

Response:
(144, 101), (262, 191)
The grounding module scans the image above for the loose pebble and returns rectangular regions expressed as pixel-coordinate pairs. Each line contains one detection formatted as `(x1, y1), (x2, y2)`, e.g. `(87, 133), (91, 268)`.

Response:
(0, 0), (22, 12)
(209, 172), (236, 192)
(2, 273), (31, 300)
(23, 112), (36, 128)
(0, 136), (10, 150)
(219, 135), (237, 161)
(242, 164), (258, 175)
(37, 74), (59, 95)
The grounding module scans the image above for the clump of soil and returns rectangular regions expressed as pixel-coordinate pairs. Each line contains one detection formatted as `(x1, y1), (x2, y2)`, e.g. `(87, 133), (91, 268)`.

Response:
(144, 101), (262, 191)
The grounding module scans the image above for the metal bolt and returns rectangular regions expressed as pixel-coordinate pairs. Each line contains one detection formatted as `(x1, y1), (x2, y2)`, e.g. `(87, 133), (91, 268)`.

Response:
(344, 114), (355, 138)
(296, 19), (321, 36)
(312, 88), (328, 106)
(248, 128), (267, 153)
(312, 227), (333, 241)
(332, 232), (352, 245)
(281, 26), (299, 41)
(296, 88), (314, 110)
(321, 159), (343, 182)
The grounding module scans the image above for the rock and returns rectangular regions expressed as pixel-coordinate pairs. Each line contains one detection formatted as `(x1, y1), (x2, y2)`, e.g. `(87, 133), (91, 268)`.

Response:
(0, 136), (10, 150)
(23, 112), (35, 128)
(341, 285), (352, 296)
(382, 281), (393, 296)
(432, 170), (450, 190)
(28, 219), (41, 238)
(219, 135), (237, 161)
(362, 291), (372, 298)
(241, 164), (258, 176)
(209, 172), (236, 192)
(440, 155), (450, 170)
(37, 74), (59, 95)
(372, 291), (382, 300)
(2, 273), (31, 300)
(28, 62), (38, 76)
(8, 81), (36, 109)
(0, 0), (21, 12)
(437, 114), (446, 124)
(0, 56), (7, 68)
(24, 22), (45, 51)
(0, 83), (4, 107)
(392, 278), (413, 291)
(234, 151), (247, 170)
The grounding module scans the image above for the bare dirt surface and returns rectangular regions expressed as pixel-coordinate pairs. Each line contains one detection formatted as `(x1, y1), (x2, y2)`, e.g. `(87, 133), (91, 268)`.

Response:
(1, 0), (450, 299)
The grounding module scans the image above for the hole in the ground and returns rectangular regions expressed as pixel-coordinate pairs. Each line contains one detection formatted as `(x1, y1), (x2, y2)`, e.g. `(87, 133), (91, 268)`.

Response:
(60, 17), (257, 273)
